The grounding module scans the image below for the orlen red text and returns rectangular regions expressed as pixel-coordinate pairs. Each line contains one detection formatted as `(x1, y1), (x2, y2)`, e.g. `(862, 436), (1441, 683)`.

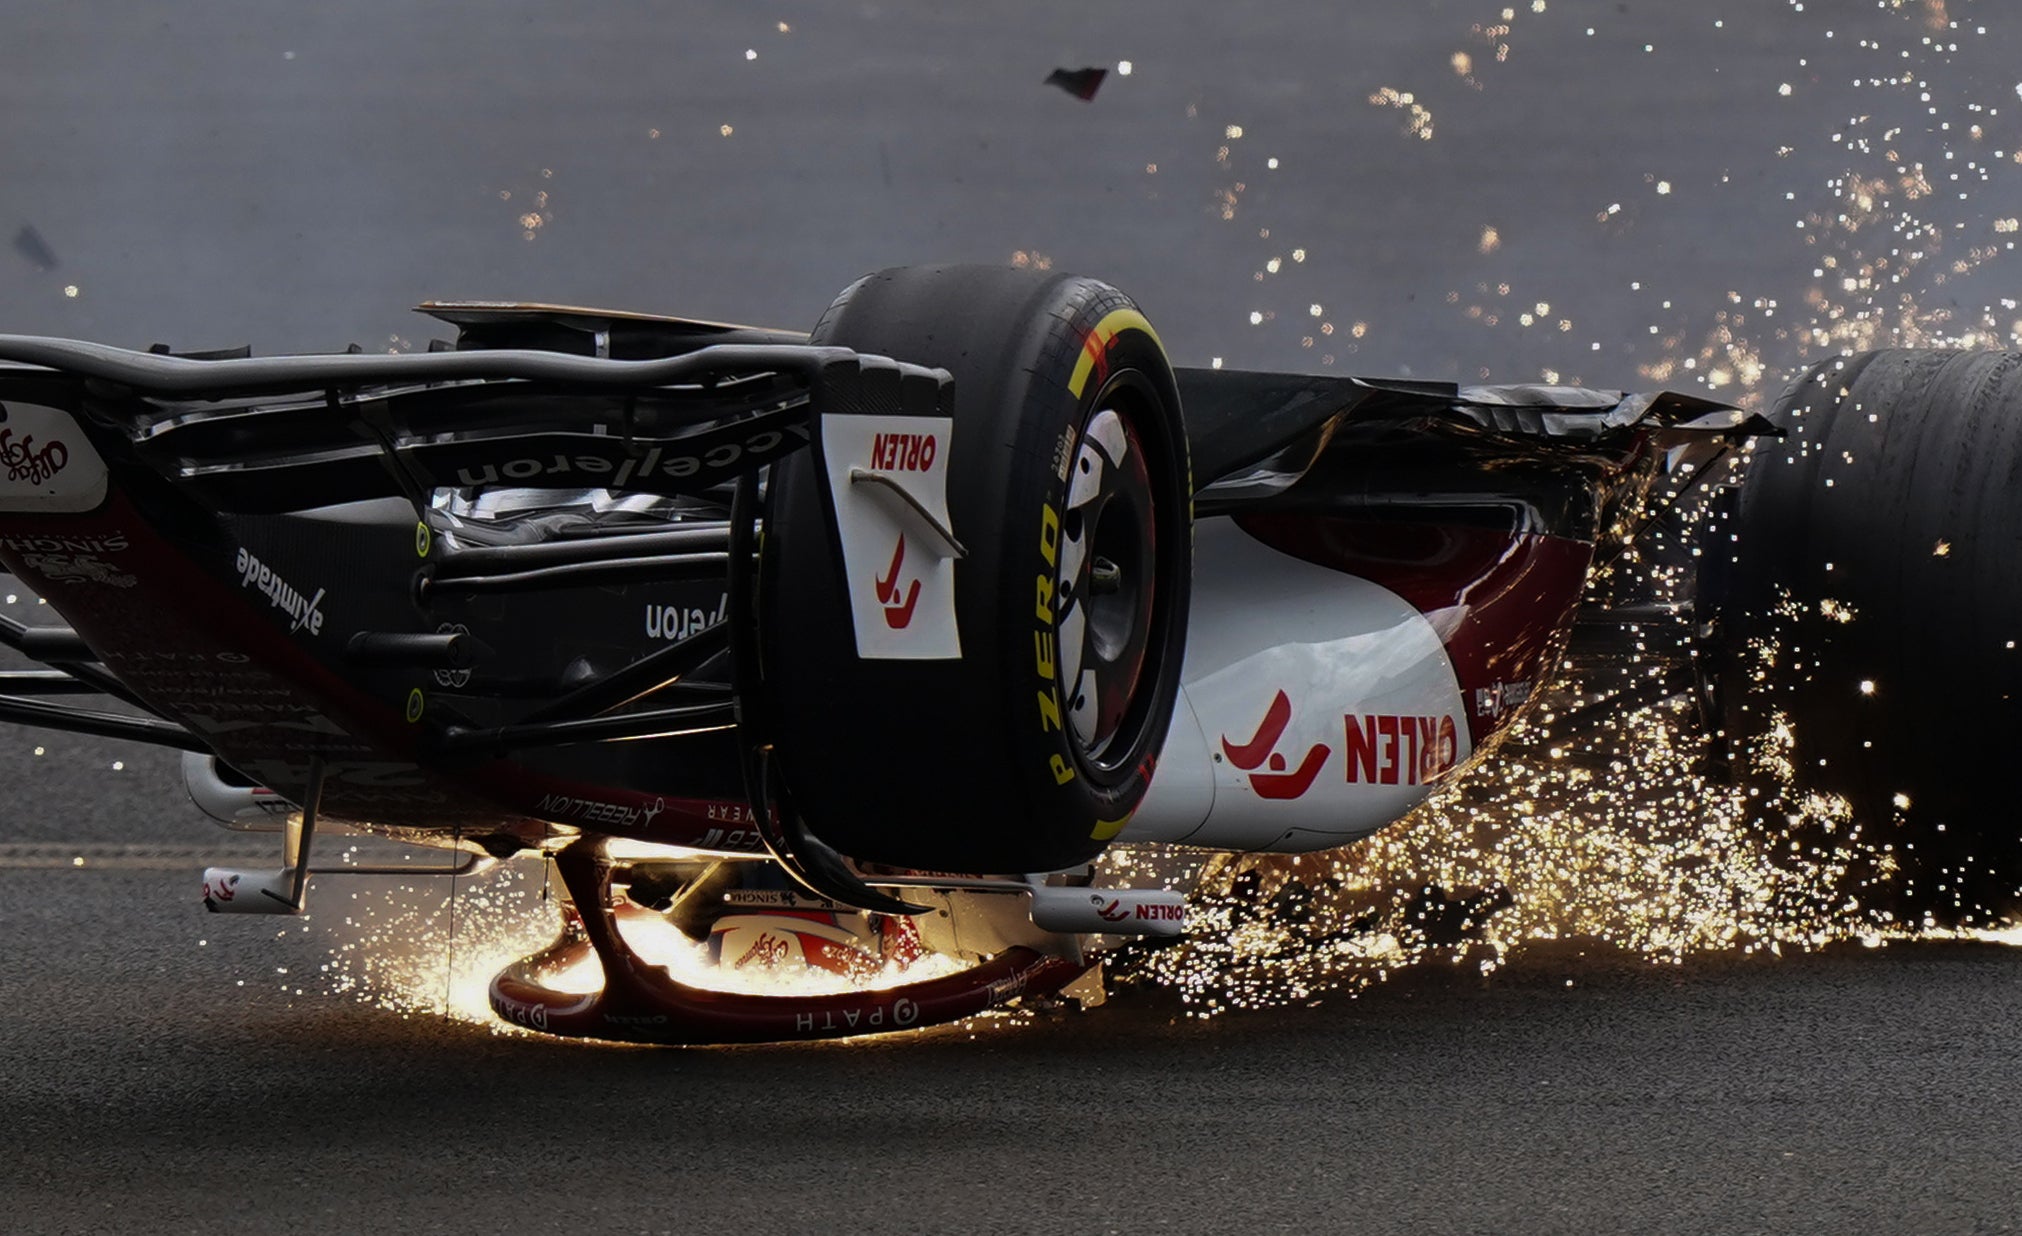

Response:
(1343, 714), (1459, 786)
(870, 431), (938, 472)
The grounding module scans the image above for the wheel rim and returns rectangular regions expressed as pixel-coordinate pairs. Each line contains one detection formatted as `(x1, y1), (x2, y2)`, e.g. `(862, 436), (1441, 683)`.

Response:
(1055, 390), (1160, 771)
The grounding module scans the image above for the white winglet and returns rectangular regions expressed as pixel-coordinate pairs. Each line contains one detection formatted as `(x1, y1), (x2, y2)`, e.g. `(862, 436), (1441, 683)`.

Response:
(818, 415), (962, 660)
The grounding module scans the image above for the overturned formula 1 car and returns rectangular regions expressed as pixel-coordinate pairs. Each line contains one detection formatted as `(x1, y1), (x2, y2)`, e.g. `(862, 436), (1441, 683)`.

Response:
(0, 264), (2013, 1042)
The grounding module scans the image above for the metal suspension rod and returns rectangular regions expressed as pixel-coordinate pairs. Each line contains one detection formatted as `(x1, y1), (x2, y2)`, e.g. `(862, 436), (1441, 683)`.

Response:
(0, 694), (208, 752)
(420, 552), (729, 596)
(0, 670), (117, 695)
(434, 701), (736, 755)
(0, 616), (93, 661)
(431, 524), (730, 576)
(513, 622), (732, 726)
(0, 615), (164, 714)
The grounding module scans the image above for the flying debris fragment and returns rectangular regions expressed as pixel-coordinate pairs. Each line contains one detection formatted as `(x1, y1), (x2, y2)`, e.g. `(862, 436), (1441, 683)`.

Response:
(1045, 66), (1107, 101)
(11, 225), (57, 271)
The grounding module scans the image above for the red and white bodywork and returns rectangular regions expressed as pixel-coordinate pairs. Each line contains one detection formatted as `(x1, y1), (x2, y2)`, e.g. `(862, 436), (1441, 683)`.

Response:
(1127, 511), (1590, 851)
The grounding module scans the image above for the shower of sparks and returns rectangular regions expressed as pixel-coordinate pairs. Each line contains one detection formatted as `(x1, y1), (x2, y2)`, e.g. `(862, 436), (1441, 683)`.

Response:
(1097, 568), (1915, 1017)
(500, 178), (554, 242)
(1368, 87), (1436, 140)
(319, 858), (967, 1029)
(1086, 2), (2022, 1018)
(1219, 3), (2021, 390)
(321, 862), (558, 1029)
(1619, 31), (2022, 388)
(293, 1), (2022, 1039)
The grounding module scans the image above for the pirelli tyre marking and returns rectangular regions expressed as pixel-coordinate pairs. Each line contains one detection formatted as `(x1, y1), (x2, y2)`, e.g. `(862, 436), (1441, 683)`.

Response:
(1034, 500), (1073, 784)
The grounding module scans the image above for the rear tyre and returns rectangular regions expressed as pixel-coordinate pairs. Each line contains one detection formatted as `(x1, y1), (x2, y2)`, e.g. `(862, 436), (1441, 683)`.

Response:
(761, 265), (1192, 873)
(1710, 349), (2022, 919)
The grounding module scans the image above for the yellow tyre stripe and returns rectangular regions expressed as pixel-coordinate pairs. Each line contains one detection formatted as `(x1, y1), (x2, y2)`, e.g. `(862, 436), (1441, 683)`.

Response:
(1067, 308), (1165, 399)
(1089, 814), (1132, 842)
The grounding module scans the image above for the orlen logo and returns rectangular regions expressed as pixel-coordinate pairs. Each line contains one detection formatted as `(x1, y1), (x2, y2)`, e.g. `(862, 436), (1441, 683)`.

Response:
(203, 871), (238, 905)
(1223, 690), (1461, 797)
(869, 431), (937, 472)
(874, 535), (920, 628)
(1221, 690), (1331, 800)
(1345, 713), (1458, 786)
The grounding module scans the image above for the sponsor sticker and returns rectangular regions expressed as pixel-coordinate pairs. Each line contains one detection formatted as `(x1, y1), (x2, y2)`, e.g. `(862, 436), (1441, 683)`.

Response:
(493, 993), (550, 1032)
(0, 402), (108, 513)
(0, 531), (127, 555)
(233, 547), (326, 636)
(1034, 501), (1074, 785)
(793, 997), (919, 1035)
(1473, 679), (1536, 720)
(695, 826), (764, 852)
(603, 1013), (670, 1028)
(534, 793), (667, 831)
(817, 415), (960, 660)
(19, 552), (135, 587)
(645, 595), (727, 642)
(874, 536), (921, 629)
(434, 623), (472, 688)
(449, 422), (810, 490)
(1219, 689), (1461, 797)
(1220, 689), (1330, 800)
(1341, 712), (1460, 786)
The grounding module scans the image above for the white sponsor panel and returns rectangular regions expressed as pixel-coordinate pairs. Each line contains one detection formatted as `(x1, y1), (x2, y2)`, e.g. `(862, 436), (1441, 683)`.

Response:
(0, 401), (108, 513)
(818, 415), (961, 659)
(1126, 516), (1473, 852)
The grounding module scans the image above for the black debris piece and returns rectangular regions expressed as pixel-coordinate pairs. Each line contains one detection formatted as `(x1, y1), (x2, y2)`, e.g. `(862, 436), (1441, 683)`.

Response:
(12, 225), (58, 271)
(1045, 67), (1107, 102)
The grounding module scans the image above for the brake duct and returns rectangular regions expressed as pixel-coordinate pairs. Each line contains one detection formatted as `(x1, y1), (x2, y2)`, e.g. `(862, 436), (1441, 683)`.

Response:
(487, 838), (1086, 1045)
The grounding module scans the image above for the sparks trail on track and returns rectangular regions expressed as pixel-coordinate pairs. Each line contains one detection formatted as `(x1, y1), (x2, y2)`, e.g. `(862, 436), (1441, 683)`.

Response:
(1085, 1), (2022, 1019)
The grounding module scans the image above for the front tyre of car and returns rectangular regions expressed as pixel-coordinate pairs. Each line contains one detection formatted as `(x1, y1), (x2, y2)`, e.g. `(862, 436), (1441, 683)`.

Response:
(760, 264), (1193, 874)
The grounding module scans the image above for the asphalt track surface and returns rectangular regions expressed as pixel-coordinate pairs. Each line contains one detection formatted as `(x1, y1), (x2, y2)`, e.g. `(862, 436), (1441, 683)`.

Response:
(3, 2), (2022, 1231)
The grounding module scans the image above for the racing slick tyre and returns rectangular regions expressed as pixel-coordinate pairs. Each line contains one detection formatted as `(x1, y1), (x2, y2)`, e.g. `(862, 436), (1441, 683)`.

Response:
(759, 264), (1192, 874)
(1706, 349), (2022, 920)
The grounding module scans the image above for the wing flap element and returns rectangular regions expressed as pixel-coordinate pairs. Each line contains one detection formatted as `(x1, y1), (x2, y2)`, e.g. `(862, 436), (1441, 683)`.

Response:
(817, 415), (962, 660)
